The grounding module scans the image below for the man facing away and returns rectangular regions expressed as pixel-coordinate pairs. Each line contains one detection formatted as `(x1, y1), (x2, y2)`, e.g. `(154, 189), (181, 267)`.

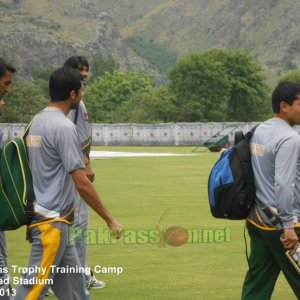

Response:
(14, 67), (123, 299)
(63, 56), (104, 289)
(242, 81), (300, 299)
(0, 58), (16, 300)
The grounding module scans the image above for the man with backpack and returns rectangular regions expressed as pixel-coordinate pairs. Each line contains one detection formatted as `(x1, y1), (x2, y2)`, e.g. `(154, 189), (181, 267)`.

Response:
(14, 67), (123, 299)
(0, 58), (16, 299)
(242, 81), (300, 299)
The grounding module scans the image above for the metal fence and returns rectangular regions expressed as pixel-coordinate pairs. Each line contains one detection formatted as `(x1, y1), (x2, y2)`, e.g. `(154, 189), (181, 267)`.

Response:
(91, 122), (261, 145)
(0, 122), (266, 146)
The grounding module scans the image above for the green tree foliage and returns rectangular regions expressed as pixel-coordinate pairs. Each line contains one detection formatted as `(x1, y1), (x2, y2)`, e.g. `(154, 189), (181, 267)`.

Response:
(2, 80), (48, 123)
(169, 53), (231, 122)
(32, 67), (54, 81)
(115, 86), (179, 123)
(205, 50), (270, 121)
(279, 70), (300, 83)
(32, 66), (55, 98)
(0, 50), (272, 124)
(169, 49), (271, 122)
(84, 71), (154, 123)
(89, 56), (119, 83)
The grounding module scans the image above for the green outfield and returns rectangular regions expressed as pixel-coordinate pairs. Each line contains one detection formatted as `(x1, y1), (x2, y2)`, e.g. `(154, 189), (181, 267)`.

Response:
(6, 147), (295, 299)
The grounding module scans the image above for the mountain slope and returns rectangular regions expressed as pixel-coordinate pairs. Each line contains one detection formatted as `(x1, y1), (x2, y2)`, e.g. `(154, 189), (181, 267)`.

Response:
(108, 0), (300, 74)
(1, 0), (300, 80)
(0, 0), (157, 78)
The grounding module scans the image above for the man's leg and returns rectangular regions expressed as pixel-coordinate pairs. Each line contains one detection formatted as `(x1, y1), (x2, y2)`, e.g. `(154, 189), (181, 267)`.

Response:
(73, 195), (89, 267)
(52, 244), (90, 300)
(262, 227), (300, 298)
(0, 231), (10, 300)
(242, 222), (281, 300)
(14, 222), (89, 300)
(0, 231), (7, 266)
(73, 194), (105, 289)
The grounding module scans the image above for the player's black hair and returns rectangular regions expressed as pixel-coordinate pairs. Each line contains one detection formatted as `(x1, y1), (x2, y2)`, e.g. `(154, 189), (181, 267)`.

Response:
(49, 67), (82, 102)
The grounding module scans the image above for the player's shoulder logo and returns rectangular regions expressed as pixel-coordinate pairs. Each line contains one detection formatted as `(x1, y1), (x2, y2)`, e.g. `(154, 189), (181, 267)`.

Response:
(83, 113), (89, 121)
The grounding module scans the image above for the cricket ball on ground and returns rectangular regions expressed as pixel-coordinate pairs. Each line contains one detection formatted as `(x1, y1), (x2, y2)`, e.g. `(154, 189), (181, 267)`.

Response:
(163, 226), (189, 247)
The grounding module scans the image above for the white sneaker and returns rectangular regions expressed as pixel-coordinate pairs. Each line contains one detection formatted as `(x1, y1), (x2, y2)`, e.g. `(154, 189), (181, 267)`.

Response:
(86, 275), (106, 289)
(45, 287), (55, 297)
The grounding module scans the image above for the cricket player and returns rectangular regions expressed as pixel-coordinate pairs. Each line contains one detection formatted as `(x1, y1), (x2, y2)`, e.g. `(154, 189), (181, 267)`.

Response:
(242, 81), (300, 299)
(63, 56), (104, 289)
(14, 67), (123, 299)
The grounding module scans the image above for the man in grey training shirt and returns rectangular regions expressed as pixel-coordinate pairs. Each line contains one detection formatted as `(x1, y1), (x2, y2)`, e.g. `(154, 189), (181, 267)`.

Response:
(63, 56), (104, 290)
(242, 81), (300, 299)
(14, 67), (123, 299)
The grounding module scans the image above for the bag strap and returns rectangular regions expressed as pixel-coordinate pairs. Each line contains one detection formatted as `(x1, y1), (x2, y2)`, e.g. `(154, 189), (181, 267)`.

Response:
(72, 102), (80, 125)
(74, 106), (79, 125)
(244, 124), (259, 139)
(244, 221), (253, 279)
(22, 114), (39, 139)
(21, 116), (38, 226)
(234, 124), (259, 145)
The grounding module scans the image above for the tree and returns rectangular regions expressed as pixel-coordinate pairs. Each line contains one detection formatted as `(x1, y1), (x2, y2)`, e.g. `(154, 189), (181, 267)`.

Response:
(32, 66), (55, 98)
(2, 81), (47, 123)
(169, 49), (271, 122)
(279, 70), (300, 83)
(204, 50), (270, 121)
(84, 71), (154, 123)
(169, 53), (231, 122)
(32, 67), (54, 82)
(115, 86), (179, 123)
(89, 56), (119, 83)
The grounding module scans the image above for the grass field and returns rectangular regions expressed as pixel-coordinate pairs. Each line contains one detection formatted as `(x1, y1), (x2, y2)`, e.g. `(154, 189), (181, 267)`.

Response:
(6, 146), (297, 299)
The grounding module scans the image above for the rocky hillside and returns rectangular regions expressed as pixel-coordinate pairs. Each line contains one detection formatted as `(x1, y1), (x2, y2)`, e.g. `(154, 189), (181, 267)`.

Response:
(1, 0), (300, 80)
(0, 0), (156, 78)
(100, 0), (300, 76)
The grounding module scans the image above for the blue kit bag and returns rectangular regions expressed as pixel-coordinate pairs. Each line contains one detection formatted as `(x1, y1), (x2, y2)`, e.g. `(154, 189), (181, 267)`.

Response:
(208, 126), (257, 220)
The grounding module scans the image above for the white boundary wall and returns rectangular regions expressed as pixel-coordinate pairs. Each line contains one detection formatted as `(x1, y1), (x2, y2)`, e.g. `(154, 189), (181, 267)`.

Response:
(3, 122), (300, 146)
